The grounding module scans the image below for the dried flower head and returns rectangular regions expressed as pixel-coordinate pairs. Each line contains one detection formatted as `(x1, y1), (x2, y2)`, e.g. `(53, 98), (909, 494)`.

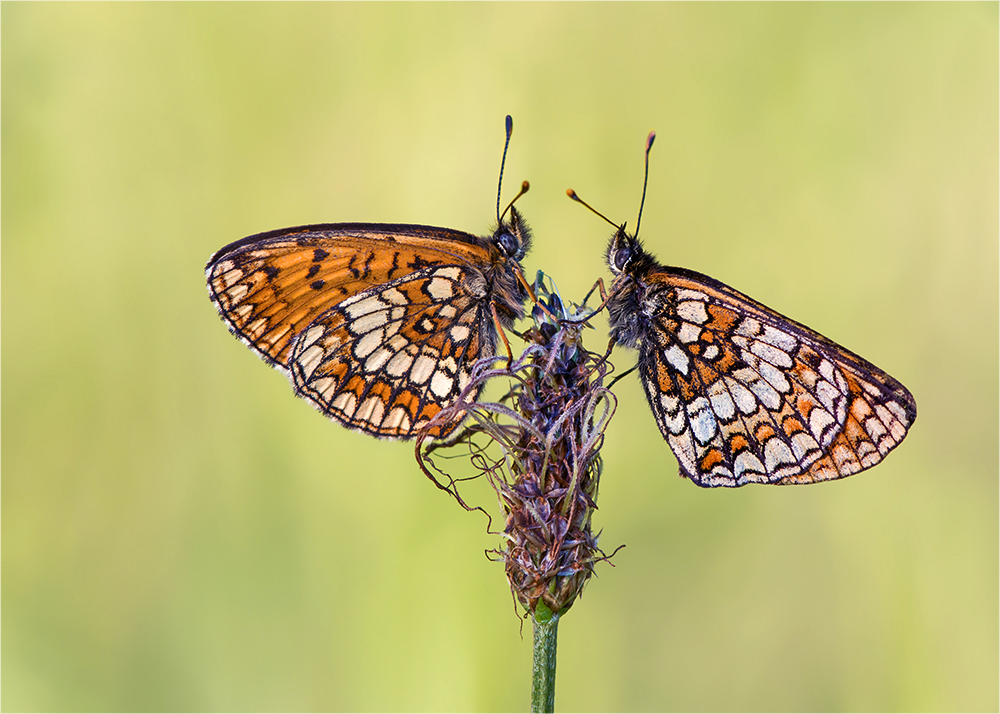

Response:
(416, 276), (618, 616)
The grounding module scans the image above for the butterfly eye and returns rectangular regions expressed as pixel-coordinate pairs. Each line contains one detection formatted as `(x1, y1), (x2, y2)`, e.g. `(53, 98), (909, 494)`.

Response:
(497, 231), (520, 258)
(613, 244), (632, 272)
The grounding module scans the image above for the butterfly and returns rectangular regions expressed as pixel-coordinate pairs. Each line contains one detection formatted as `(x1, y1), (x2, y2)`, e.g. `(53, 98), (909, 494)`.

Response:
(206, 116), (533, 440)
(572, 132), (916, 487)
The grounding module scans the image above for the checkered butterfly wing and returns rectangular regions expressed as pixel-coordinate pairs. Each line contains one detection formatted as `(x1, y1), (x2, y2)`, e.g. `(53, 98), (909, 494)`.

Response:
(626, 267), (916, 487)
(288, 263), (492, 437)
(207, 219), (528, 439)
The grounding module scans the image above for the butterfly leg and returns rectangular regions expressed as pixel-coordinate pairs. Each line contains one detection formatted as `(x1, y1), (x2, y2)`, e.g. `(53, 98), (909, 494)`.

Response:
(588, 278), (613, 314)
(491, 301), (515, 365)
(563, 279), (611, 326)
(606, 360), (638, 390)
(586, 335), (619, 376)
(580, 278), (609, 308)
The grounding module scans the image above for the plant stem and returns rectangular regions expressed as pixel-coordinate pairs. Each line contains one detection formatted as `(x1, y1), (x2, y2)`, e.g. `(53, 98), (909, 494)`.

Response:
(531, 602), (560, 713)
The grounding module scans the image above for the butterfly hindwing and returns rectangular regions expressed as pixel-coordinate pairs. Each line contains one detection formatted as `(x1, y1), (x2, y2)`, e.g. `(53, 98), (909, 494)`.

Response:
(634, 268), (915, 487)
(288, 264), (489, 438)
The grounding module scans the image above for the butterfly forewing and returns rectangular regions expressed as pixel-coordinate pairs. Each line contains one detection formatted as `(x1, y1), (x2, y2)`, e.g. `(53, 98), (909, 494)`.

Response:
(289, 264), (489, 438)
(207, 224), (495, 367)
(625, 266), (916, 487)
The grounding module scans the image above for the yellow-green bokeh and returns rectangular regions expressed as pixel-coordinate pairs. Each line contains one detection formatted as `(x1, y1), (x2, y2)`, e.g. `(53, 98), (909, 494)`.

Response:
(3, 3), (996, 711)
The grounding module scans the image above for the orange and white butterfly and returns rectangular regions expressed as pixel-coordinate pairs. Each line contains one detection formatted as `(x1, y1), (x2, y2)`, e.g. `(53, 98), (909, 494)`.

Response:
(207, 117), (533, 439)
(575, 132), (916, 487)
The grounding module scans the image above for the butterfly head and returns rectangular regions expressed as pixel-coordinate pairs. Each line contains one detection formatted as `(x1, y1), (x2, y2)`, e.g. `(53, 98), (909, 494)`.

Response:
(601, 223), (656, 283)
(492, 204), (532, 262)
(606, 225), (638, 276)
(478, 202), (534, 327)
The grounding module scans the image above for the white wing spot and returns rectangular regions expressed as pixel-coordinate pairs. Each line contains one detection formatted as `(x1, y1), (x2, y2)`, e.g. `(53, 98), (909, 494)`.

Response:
(297, 344), (325, 379)
(434, 266), (463, 280)
(430, 371), (454, 399)
(660, 393), (681, 414)
(815, 379), (841, 413)
(386, 350), (415, 377)
(763, 438), (796, 474)
(886, 400), (910, 425)
(676, 289), (709, 302)
(809, 407), (837, 446)
(677, 322), (702, 344)
(410, 354), (436, 384)
(676, 300), (709, 324)
(819, 359), (837, 383)
(706, 380), (736, 421)
(735, 317), (762, 338)
(789, 431), (820, 461)
(355, 395), (385, 425)
(227, 283), (249, 302)
(353, 328), (385, 359)
(747, 374), (782, 410)
(364, 346), (394, 373)
(311, 376), (336, 400)
(750, 340), (793, 368)
(381, 287), (407, 305)
(687, 397), (717, 445)
(350, 310), (389, 336)
(728, 379), (758, 415)
(661, 399), (687, 436)
(664, 344), (690, 375)
(734, 451), (766, 482)
(668, 429), (699, 476)
(343, 295), (385, 319)
(383, 334), (408, 354)
(757, 360), (791, 394)
(426, 277), (454, 300)
(299, 325), (325, 350)
(760, 325), (797, 352)
(332, 392), (358, 418)
(217, 264), (240, 286)
(383, 406), (412, 432)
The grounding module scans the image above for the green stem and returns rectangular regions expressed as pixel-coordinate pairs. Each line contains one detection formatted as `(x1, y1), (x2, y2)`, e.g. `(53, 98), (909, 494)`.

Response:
(531, 602), (560, 713)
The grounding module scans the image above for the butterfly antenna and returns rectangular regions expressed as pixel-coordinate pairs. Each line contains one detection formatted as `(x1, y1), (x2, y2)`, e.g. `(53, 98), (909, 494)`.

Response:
(634, 131), (656, 238)
(566, 189), (621, 230)
(496, 114), (514, 224)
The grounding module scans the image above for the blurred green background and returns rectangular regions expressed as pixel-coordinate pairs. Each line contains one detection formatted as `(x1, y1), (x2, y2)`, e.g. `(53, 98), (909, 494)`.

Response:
(3, 3), (997, 711)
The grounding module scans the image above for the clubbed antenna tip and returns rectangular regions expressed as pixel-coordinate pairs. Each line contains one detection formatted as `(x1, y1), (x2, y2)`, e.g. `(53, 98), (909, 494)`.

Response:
(500, 180), (530, 224)
(635, 130), (656, 238)
(566, 188), (619, 230)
